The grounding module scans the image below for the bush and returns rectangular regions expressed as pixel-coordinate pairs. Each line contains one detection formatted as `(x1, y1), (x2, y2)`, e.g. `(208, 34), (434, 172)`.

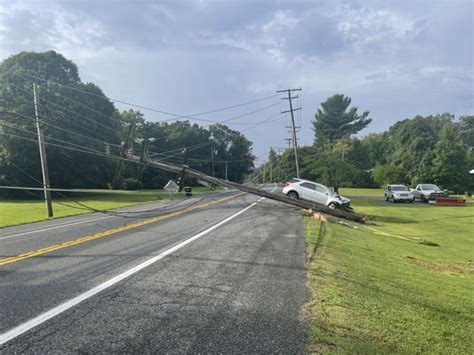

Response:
(123, 178), (142, 190)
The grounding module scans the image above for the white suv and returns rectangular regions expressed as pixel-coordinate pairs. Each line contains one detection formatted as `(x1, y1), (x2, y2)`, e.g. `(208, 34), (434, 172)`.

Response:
(282, 178), (351, 210)
(384, 184), (414, 203)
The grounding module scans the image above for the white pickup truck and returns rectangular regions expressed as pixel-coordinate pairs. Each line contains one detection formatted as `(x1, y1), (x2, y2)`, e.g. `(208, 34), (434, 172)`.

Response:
(410, 184), (445, 202)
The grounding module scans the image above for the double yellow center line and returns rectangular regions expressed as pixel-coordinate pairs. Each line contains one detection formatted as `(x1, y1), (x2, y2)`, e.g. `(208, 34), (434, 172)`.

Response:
(0, 193), (244, 267)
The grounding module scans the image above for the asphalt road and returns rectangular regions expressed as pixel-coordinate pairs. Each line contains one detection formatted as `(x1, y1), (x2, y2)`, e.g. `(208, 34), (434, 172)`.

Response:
(0, 186), (308, 353)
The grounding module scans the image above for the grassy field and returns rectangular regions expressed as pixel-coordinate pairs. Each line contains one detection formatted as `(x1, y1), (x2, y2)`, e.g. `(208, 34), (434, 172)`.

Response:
(304, 193), (473, 353)
(339, 187), (384, 197)
(0, 187), (214, 228)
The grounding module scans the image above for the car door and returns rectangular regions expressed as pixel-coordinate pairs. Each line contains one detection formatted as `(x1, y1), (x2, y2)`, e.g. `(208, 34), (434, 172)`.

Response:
(299, 182), (316, 201)
(313, 184), (330, 205)
(414, 186), (422, 198)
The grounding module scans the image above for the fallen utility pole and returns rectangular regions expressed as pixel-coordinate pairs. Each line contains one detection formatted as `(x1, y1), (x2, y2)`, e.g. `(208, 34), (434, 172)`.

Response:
(33, 83), (53, 218)
(145, 156), (365, 223)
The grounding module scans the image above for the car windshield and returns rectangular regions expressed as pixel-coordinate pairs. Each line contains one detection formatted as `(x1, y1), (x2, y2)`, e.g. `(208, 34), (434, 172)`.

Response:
(392, 186), (408, 191)
(421, 184), (439, 190)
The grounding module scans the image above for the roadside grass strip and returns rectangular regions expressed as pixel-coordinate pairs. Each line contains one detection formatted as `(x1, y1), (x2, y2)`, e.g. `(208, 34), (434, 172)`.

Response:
(0, 187), (215, 228)
(304, 195), (473, 354)
(0, 193), (244, 267)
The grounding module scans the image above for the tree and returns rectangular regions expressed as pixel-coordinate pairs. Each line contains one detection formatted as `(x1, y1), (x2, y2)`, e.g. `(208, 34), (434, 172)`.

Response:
(372, 164), (407, 186)
(432, 123), (469, 192)
(458, 115), (474, 149)
(267, 147), (279, 182)
(209, 124), (254, 182)
(120, 109), (145, 125)
(0, 51), (122, 192)
(313, 94), (371, 147)
(387, 114), (453, 185)
(361, 133), (390, 167)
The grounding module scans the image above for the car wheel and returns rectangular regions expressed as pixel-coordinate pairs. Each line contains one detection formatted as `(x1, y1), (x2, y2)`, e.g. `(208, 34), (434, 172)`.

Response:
(287, 191), (299, 199)
(328, 202), (337, 209)
(409, 199), (413, 203)
(385, 195), (389, 202)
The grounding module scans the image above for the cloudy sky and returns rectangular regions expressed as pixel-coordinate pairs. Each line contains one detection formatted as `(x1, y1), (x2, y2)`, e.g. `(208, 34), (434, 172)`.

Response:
(0, 0), (472, 161)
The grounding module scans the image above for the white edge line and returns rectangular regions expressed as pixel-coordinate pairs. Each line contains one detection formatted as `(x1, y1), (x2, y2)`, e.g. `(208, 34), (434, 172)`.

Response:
(0, 201), (258, 346)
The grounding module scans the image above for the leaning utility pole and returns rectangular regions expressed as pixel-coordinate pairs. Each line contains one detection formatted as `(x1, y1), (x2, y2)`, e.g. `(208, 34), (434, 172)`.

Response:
(136, 138), (150, 181)
(112, 123), (135, 189)
(277, 88), (302, 178)
(33, 84), (53, 218)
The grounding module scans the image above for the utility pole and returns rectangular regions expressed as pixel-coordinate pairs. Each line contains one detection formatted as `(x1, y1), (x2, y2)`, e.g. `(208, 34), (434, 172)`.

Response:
(178, 147), (188, 192)
(269, 150), (273, 183)
(225, 161), (228, 181)
(112, 123), (135, 189)
(136, 138), (150, 181)
(263, 163), (266, 184)
(278, 88), (302, 178)
(209, 133), (215, 178)
(211, 146), (215, 177)
(33, 84), (53, 218)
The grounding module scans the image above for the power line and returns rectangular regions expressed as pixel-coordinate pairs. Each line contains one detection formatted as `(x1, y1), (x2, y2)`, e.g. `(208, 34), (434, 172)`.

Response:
(0, 121), (108, 154)
(1, 111), (122, 149)
(18, 72), (281, 122)
(0, 132), (128, 163)
(9, 82), (122, 137)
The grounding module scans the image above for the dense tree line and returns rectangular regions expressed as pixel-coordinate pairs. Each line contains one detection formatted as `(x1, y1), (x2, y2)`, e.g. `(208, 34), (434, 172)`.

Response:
(251, 95), (473, 193)
(0, 51), (254, 196)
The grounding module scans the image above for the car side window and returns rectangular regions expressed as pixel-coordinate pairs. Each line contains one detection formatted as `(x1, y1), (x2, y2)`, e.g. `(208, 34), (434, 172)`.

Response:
(300, 182), (315, 190)
(387, 186), (391, 191)
(314, 185), (326, 194)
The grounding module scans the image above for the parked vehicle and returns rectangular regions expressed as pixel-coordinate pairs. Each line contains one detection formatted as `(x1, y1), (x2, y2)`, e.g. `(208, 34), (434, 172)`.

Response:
(384, 184), (414, 203)
(282, 178), (352, 211)
(410, 184), (445, 202)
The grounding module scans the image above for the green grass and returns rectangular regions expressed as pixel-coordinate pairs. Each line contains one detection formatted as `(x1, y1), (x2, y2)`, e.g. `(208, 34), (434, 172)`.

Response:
(0, 187), (214, 228)
(339, 187), (384, 197)
(304, 198), (473, 354)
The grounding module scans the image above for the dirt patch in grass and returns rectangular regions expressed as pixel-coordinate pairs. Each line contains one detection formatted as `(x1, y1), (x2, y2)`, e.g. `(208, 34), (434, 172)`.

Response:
(407, 256), (474, 276)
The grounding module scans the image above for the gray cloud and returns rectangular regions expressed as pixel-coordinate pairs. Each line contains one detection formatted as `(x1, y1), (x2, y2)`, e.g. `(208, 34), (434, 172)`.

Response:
(0, 0), (472, 159)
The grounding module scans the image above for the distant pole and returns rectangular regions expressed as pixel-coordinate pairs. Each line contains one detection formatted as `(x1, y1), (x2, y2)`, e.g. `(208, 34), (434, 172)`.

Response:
(112, 123), (135, 189)
(33, 84), (53, 218)
(178, 147), (188, 192)
(263, 164), (266, 184)
(278, 88), (302, 178)
(225, 161), (228, 181)
(269, 150), (273, 182)
(211, 146), (215, 177)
